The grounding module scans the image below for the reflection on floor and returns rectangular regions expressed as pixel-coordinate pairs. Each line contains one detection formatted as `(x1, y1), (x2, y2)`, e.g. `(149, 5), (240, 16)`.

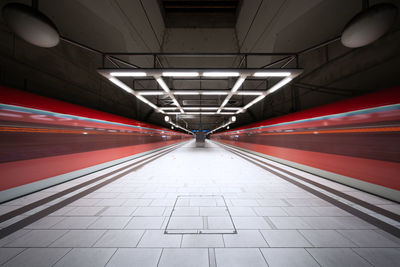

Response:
(0, 140), (399, 266)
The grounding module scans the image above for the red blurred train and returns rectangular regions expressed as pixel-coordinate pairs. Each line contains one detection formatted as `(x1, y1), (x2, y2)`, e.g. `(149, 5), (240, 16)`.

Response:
(0, 86), (190, 202)
(212, 86), (400, 201)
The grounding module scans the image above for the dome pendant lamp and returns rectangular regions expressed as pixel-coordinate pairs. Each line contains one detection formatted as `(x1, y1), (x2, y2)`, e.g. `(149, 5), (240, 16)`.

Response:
(2, 0), (60, 48)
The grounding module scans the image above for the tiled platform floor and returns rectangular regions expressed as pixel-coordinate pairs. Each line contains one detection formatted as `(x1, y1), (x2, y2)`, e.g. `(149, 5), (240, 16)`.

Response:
(0, 140), (399, 266)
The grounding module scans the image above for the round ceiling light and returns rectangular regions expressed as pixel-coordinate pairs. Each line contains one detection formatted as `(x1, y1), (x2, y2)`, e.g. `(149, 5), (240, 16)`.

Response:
(341, 3), (398, 48)
(2, 3), (60, 48)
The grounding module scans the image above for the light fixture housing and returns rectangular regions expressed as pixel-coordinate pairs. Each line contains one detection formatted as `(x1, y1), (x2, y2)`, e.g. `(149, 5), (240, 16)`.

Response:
(2, 3), (60, 48)
(341, 3), (398, 48)
(203, 72), (240, 77)
(110, 72), (147, 77)
(162, 72), (199, 77)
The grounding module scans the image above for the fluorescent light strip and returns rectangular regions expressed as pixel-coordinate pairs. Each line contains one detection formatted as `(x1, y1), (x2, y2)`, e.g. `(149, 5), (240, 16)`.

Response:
(203, 72), (240, 77)
(160, 107), (179, 110)
(236, 92), (263, 95)
(138, 91), (165, 95)
(268, 77), (292, 93)
(223, 107), (241, 110)
(231, 77), (246, 92)
(200, 107), (219, 110)
(162, 72), (199, 77)
(156, 78), (170, 92)
(208, 120), (233, 134)
(172, 99), (180, 106)
(110, 72), (147, 77)
(109, 78), (134, 94)
(173, 91), (200, 95)
(243, 95), (266, 110)
(165, 112), (181, 115)
(109, 78), (165, 113)
(253, 72), (290, 77)
(221, 98), (229, 107)
(136, 95), (159, 110)
(239, 77), (293, 111)
(156, 77), (184, 113)
(201, 91), (229, 95)
(169, 121), (193, 134)
(185, 112), (217, 115)
(217, 75), (247, 114)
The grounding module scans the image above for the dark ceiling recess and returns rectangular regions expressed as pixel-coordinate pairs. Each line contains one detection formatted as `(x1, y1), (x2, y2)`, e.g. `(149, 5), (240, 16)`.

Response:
(161, 0), (240, 27)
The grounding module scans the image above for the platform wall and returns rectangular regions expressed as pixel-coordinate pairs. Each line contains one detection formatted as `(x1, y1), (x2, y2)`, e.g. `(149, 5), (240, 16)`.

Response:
(0, 86), (189, 201)
(212, 87), (400, 201)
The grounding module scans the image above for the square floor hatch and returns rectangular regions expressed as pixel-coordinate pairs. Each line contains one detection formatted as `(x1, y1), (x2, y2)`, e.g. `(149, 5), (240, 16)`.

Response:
(164, 195), (237, 234)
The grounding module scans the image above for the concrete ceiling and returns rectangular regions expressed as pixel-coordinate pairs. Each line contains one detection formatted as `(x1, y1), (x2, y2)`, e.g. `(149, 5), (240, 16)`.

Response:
(1, 0), (399, 132)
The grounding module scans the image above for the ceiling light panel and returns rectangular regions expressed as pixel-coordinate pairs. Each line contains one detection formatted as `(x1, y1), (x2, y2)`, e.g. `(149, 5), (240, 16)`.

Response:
(203, 72), (240, 77)
(156, 77), (170, 92)
(162, 72), (199, 77)
(173, 91), (200, 95)
(253, 72), (290, 77)
(138, 91), (165, 95)
(110, 72), (147, 77)
(99, 68), (302, 122)
(236, 92), (263, 95)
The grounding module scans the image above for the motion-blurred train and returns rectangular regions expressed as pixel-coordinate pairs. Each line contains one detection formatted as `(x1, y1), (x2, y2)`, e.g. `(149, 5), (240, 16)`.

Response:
(212, 86), (400, 201)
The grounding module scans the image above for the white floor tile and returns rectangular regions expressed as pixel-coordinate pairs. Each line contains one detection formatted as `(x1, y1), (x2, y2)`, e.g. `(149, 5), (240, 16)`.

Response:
(223, 230), (268, 247)
(261, 248), (319, 267)
(133, 207), (166, 216)
(106, 248), (162, 267)
(50, 230), (105, 247)
(5, 230), (67, 247)
(261, 230), (312, 247)
(352, 248), (400, 266)
(307, 248), (372, 267)
(300, 230), (356, 247)
(88, 217), (130, 229)
(66, 207), (104, 216)
(158, 248), (209, 267)
(125, 217), (165, 229)
(52, 217), (98, 229)
(100, 207), (137, 216)
(53, 248), (116, 267)
(182, 234), (224, 247)
(138, 230), (181, 247)
(233, 217), (271, 229)
(215, 248), (268, 267)
(167, 217), (203, 230)
(2, 248), (70, 267)
(338, 230), (400, 247)
(94, 230), (144, 247)
(0, 248), (24, 265)
(269, 217), (312, 229)
(253, 207), (288, 216)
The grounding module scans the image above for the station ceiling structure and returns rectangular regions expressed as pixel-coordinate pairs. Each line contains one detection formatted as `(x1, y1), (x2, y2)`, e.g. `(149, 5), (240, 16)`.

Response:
(1, 0), (399, 133)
